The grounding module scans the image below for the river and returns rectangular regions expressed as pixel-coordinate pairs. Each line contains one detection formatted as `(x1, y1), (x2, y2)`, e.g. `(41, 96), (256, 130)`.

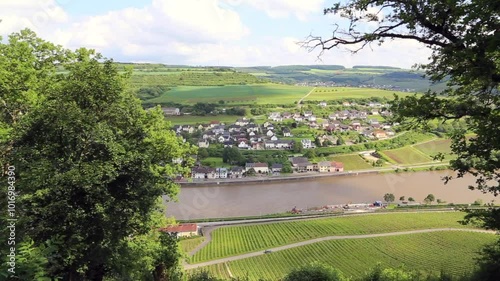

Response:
(164, 171), (496, 220)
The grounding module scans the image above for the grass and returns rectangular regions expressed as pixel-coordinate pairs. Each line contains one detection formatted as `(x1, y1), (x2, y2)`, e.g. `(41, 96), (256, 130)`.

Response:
(144, 84), (312, 105)
(221, 231), (495, 280)
(414, 139), (454, 160)
(164, 115), (243, 125)
(179, 237), (205, 253)
(304, 87), (413, 101)
(380, 146), (433, 165)
(327, 154), (373, 170)
(190, 212), (472, 263)
(200, 157), (230, 168)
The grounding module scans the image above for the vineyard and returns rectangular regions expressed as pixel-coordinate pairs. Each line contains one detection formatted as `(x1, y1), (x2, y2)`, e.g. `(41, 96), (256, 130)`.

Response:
(414, 139), (454, 160)
(218, 231), (496, 280)
(179, 237), (205, 253)
(190, 212), (471, 263)
(304, 87), (412, 101)
(380, 146), (433, 164)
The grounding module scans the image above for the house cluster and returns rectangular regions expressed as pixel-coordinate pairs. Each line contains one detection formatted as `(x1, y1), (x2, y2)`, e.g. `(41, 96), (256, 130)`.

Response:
(190, 157), (344, 180)
(174, 117), (295, 151)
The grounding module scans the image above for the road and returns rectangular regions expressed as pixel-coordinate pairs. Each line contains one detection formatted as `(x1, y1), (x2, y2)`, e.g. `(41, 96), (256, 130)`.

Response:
(184, 228), (495, 270)
(297, 87), (316, 108)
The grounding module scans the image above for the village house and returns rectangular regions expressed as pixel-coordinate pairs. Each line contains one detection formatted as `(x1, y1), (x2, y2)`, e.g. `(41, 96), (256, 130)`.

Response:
(198, 139), (209, 148)
(235, 118), (249, 126)
(223, 140), (235, 147)
(264, 141), (276, 149)
(246, 124), (260, 133)
(303, 111), (313, 117)
(301, 139), (313, 149)
(317, 161), (332, 173)
(275, 140), (293, 149)
(162, 107), (180, 116)
(229, 166), (244, 178)
(238, 140), (250, 149)
(270, 135), (278, 141)
(319, 101), (328, 107)
(282, 127), (291, 137)
(161, 223), (198, 238)
(215, 168), (228, 179)
(191, 166), (216, 179)
(271, 163), (283, 173)
(282, 112), (292, 119)
(245, 162), (269, 174)
(266, 130), (274, 137)
(331, 161), (344, 172)
(373, 129), (387, 139)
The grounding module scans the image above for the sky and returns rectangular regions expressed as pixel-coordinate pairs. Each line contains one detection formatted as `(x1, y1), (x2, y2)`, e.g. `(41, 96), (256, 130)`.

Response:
(0, 0), (432, 68)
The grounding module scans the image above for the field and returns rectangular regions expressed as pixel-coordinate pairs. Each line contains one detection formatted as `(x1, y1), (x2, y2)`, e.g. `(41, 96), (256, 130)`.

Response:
(327, 154), (373, 170)
(414, 139), (454, 160)
(380, 146), (433, 164)
(179, 237), (205, 253)
(190, 212), (471, 263)
(218, 231), (496, 280)
(144, 84), (312, 105)
(164, 115), (243, 125)
(303, 87), (413, 101)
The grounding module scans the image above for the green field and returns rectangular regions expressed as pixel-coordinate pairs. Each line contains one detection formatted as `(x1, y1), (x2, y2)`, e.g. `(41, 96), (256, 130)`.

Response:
(190, 212), (471, 263)
(414, 139), (454, 160)
(144, 84), (312, 105)
(179, 237), (205, 253)
(304, 87), (412, 101)
(327, 154), (373, 170)
(381, 146), (433, 164)
(219, 231), (495, 280)
(164, 115), (243, 125)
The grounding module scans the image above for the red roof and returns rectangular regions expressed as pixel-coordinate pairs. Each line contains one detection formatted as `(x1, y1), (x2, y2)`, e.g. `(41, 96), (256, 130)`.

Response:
(161, 223), (197, 233)
(331, 161), (344, 168)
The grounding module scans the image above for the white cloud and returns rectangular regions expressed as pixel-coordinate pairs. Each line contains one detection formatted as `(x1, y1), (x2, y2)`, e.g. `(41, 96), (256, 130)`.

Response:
(228, 0), (325, 21)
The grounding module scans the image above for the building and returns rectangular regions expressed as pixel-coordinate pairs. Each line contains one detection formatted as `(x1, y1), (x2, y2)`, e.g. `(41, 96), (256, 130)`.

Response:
(215, 168), (228, 179)
(162, 107), (180, 116)
(229, 166), (244, 178)
(191, 166), (216, 179)
(301, 139), (313, 149)
(318, 161), (332, 173)
(198, 139), (209, 148)
(271, 163), (283, 173)
(161, 223), (198, 237)
(245, 162), (269, 174)
(331, 161), (344, 172)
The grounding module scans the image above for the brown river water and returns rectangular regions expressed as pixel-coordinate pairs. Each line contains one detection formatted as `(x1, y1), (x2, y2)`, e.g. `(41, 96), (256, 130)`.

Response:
(164, 171), (497, 220)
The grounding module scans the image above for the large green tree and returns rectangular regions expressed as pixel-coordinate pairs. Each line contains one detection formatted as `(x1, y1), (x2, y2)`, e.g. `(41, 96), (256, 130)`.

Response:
(305, 1), (498, 279)
(1, 30), (196, 280)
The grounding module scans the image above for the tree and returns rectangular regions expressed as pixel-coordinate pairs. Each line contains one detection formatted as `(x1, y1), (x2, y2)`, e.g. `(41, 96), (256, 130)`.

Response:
(282, 162), (293, 174)
(2, 31), (196, 280)
(399, 196), (405, 201)
(292, 140), (304, 153)
(222, 147), (244, 165)
(283, 262), (346, 281)
(303, 149), (317, 159)
(424, 194), (436, 204)
(383, 193), (395, 204)
(408, 197), (415, 202)
(314, 136), (322, 147)
(336, 136), (344, 146)
(198, 147), (209, 159)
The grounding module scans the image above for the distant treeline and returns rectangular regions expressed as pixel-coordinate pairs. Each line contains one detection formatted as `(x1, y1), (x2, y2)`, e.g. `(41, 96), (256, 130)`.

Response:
(352, 65), (402, 69)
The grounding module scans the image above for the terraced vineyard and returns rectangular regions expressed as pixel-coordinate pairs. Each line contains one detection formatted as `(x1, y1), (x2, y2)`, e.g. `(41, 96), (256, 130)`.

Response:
(222, 231), (495, 280)
(191, 212), (471, 263)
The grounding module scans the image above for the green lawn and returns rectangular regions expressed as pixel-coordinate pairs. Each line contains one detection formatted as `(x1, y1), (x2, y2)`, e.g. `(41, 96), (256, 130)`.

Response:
(200, 157), (230, 168)
(414, 139), (454, 160)
(190, 212), (472, 263)
(144, 84), (312, 105)
(221, 231), (495, 280)
(304, 87), (412, 101)
(327, 154), (373, 170)
(380, 146), (433, 164)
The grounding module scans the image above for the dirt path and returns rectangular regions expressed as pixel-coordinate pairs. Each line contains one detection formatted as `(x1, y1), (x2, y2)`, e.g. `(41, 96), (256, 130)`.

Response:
(184, 228), (495, 270)
(297, 87), (316, 108)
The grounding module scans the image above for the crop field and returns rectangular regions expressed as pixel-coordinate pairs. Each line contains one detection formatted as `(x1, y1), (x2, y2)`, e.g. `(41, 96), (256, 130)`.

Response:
(164, 115), (243, 125)
(380, 146), (433, 164)
(414, 139), (454, 160)
(190, 212), (471, 263)
(303, 87), (412, 101)
(179, 237), (205, 253)
(327, 154), (373, 170)
(220, 231), (496, 280)
(144, 84), (312, 105)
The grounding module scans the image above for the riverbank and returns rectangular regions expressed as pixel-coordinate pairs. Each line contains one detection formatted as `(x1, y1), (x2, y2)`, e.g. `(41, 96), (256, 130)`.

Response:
(178, 169), (381, 186)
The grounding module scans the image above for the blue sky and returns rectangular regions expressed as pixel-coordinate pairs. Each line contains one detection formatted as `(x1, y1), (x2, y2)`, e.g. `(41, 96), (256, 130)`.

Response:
(0, 0), (430, 68)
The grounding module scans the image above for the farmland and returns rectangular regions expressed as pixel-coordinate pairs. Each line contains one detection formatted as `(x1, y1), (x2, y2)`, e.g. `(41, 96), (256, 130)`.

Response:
(327, 154), (373, 170)
(380, 146), (433, 165)
(164, 115), (244, 125)
(414, 139), (454, 160)
(303, 87), (413, 101)
(143, 84), (312, 105)
(218, 231), (496, 280)
(190, 212), (471, 263)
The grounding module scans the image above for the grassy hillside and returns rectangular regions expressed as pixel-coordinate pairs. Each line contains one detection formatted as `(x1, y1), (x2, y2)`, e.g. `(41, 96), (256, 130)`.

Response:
(380, 146), (434, 165)
(190, 212), (471, 263)
(220, 231), (495, 280)
(304, 87), (412, 101)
